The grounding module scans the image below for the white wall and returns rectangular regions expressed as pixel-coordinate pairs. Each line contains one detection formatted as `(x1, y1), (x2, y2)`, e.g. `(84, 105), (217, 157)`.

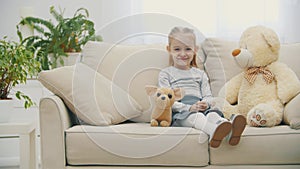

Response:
(1, 0), (299, 43)
(142, 0), (300, 43)
(278, 0), (300, 43)
(0, 0), (141, 41)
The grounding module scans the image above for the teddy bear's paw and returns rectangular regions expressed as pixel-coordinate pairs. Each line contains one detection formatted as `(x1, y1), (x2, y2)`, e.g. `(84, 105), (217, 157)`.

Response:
(160, 120), (171, 127)
(150, 119), (159, 127)
(248, 110), (267, 127)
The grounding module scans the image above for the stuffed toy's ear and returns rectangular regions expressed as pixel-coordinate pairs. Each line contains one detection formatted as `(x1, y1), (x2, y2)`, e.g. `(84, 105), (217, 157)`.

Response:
(173, 88), (184, 101)
(262, 28), (280, 53)
(145, 85), (158, 96)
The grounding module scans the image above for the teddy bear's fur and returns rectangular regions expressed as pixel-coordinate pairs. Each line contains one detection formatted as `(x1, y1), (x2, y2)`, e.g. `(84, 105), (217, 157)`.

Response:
(220, 25), (300, 127)
(145, 85), (183, 127)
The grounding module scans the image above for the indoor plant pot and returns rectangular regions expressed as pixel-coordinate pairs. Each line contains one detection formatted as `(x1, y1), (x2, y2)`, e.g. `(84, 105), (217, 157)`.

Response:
(0, 37), (40, 122)
(17, 6), (101, 70)
(49, 52), (82, 68)
(0, 99), (13, 122)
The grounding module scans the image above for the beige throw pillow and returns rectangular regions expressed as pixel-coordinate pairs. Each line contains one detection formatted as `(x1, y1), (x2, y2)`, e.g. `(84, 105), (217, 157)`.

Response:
(38, 63), (142, 125)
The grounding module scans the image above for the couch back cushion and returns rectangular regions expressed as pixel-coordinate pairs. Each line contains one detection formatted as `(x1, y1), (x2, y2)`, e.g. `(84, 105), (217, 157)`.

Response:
(79, 40), (299, 123)
(82, 41), (169, 122)
(201, 38), (241, 96)
(201, 38), (300, 97)
(279, 43), (300, 78)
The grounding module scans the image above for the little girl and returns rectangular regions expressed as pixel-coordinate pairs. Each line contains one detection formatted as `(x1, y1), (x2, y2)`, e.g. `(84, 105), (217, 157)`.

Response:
(158, 27), (246, 148)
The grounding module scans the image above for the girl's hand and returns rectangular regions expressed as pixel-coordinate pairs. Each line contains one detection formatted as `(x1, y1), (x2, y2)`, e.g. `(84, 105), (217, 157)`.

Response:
(189, 101), (208, 112)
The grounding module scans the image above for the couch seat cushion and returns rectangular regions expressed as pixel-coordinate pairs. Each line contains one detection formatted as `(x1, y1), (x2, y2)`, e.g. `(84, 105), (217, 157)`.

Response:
(210, 125), (300, 165)
(65, 123), (209, 166)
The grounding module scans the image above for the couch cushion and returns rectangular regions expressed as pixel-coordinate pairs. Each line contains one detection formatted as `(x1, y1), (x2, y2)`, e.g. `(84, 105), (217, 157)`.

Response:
(82, 42), (169, 122)
(65, 123), (209, 166)
(280, 44), (300, 128)
(38, 63), (142, 125)
(210, 125), (300, 165)
(201, 38), (240, 96)
(279, 43), (300, 79)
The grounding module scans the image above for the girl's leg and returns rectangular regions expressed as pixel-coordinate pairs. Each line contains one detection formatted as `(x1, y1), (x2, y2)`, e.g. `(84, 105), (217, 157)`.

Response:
(177, 113), (232, 148)
(206, 111), (227, 123)
(176, 113), (206, 128)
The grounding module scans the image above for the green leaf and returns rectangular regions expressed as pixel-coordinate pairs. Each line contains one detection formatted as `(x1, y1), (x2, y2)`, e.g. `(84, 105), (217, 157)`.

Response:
(16, 6), (99, 70)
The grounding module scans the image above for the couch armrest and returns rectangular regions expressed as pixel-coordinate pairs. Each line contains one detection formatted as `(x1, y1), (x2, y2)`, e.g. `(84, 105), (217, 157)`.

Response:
(39, 95), (73, 169)
(283, 93), (300, 129)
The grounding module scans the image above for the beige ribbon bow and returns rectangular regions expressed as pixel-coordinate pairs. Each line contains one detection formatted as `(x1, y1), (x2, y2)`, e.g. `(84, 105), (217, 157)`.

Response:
(244, 66), (275, 85)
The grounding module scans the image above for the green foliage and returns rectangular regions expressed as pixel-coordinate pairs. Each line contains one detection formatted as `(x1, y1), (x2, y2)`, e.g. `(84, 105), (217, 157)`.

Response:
(17, 6), (101, 70)
(0, 37), (40, 108)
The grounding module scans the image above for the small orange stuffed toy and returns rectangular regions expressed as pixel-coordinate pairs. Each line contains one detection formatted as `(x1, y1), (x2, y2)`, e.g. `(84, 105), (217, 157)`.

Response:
(145, 85), (183, 127)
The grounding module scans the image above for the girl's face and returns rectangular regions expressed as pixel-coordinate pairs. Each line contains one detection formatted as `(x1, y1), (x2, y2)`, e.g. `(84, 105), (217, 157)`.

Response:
(167, 33), (198, 70)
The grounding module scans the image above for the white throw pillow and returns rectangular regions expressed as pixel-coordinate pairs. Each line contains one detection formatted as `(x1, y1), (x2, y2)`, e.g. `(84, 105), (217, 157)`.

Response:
(38, 63), (142, 125)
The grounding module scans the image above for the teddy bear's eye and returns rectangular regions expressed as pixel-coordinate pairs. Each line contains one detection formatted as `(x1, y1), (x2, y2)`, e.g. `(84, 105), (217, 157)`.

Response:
(157, 93), (161, 97)
(168, 94), (172, 99)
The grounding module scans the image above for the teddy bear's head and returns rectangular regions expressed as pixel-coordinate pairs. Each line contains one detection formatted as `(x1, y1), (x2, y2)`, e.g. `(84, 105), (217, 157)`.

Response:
(232, 25), (280, 68)
(145, 85), (183, 110)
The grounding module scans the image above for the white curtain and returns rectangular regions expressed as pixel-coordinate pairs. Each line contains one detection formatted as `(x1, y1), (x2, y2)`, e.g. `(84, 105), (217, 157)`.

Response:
(215, 0), (300, 43)
(140, 0), (300, 43)
(215, 0), (280, 40)
(277, 0), (300, 43)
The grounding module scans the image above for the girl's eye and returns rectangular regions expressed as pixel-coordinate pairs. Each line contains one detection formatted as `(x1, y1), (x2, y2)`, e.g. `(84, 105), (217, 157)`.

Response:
(168, 94), (172, 99)
(157, 93), (161, 97)
(186, 48), (192, 51)
(174, 48), (180, 51)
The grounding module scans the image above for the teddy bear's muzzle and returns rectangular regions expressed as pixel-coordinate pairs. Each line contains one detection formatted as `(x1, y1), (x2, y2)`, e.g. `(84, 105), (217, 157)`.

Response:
(232, 48), (253, 69)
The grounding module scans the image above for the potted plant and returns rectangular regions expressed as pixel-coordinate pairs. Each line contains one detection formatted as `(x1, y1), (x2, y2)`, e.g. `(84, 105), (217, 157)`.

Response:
(17, 6), (101, 70)
(0, 37), (40, 121)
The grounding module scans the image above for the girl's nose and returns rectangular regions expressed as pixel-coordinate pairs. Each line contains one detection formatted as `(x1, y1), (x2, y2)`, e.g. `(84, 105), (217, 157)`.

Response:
(179, 50), (186, 56)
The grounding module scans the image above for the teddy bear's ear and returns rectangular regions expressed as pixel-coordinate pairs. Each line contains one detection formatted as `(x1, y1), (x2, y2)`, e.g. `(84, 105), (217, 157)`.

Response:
(262, 28), (280, 53)
(145, 85), (158, 96)
(173, 88), (184, 101)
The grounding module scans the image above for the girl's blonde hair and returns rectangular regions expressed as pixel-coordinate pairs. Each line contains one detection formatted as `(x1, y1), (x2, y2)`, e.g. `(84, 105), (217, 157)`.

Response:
(168, 27), (198, 68)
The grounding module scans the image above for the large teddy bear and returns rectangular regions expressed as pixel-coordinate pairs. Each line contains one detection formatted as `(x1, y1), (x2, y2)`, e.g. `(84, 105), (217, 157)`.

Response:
(220, 25), (300, 127)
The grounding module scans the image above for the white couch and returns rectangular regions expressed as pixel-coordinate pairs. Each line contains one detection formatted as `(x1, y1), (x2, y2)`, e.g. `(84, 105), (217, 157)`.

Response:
(38, 38), (300, 169)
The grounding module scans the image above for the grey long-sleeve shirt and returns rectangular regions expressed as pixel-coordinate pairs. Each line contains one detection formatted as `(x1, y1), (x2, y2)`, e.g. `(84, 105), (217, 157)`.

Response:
(158, 66), (213, 114)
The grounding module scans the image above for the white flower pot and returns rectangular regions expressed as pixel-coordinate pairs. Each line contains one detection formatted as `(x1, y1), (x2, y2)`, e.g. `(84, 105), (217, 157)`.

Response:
(64, 52), (82, 66)
(49, 52), (82, 68)
(0, 99), (13, 123)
